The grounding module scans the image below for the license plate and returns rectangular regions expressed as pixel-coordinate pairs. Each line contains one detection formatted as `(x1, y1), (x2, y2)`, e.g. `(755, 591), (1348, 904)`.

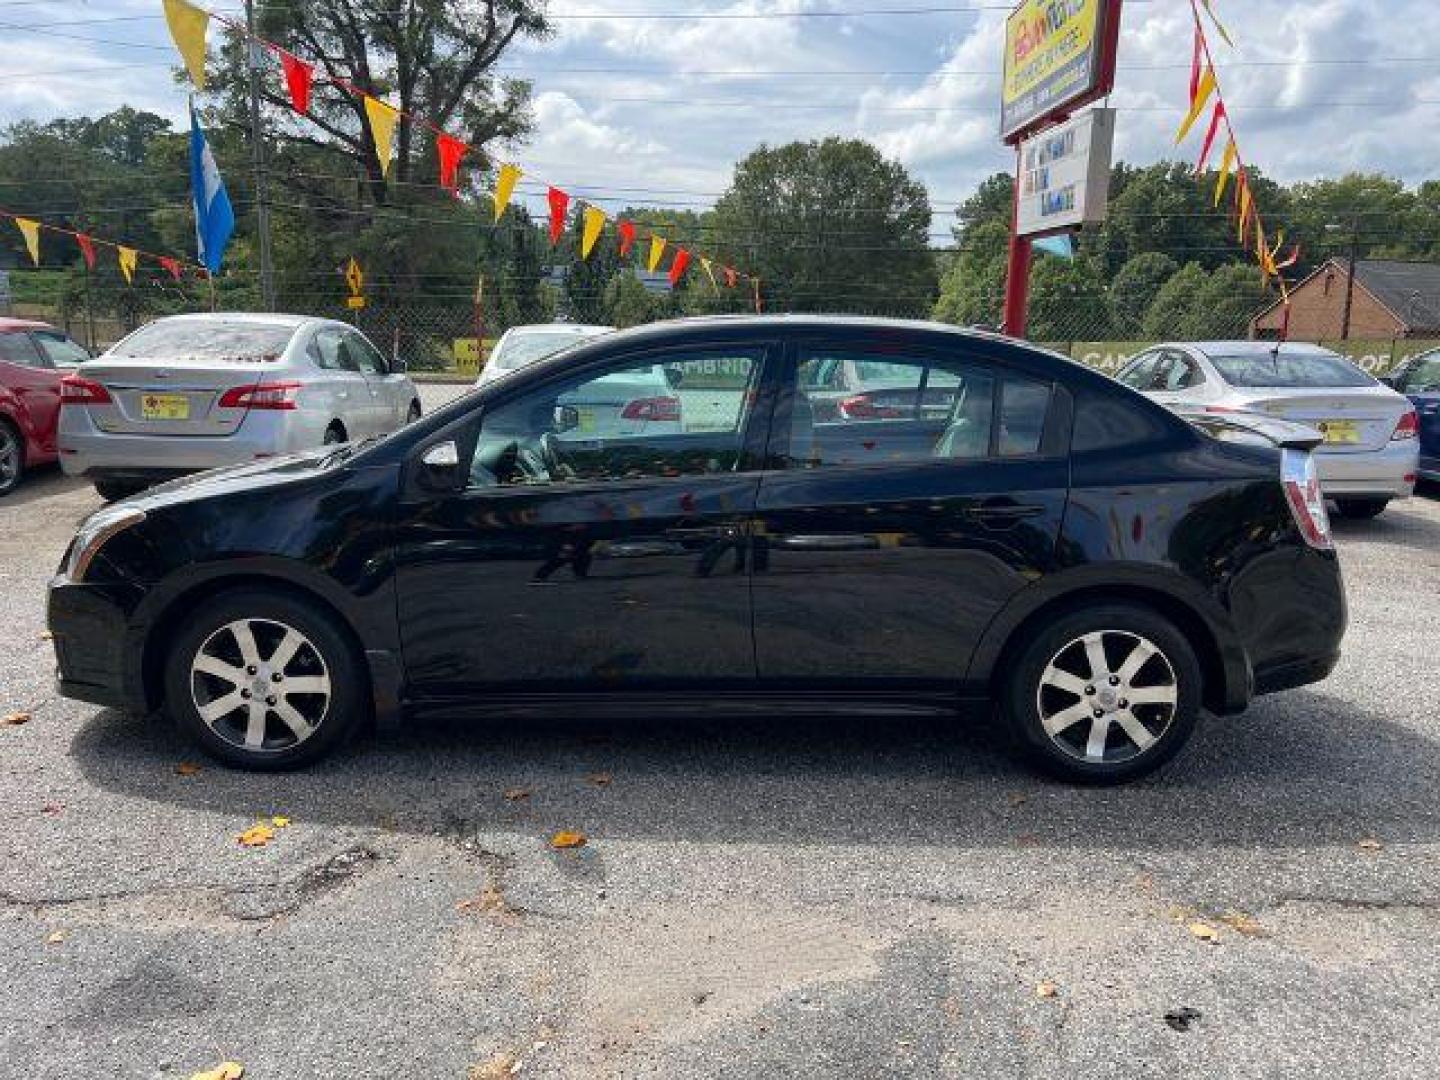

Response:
(1316, 419), (1359, 444)
(576, 407), (597, 433)
(140, 393), (189, 421)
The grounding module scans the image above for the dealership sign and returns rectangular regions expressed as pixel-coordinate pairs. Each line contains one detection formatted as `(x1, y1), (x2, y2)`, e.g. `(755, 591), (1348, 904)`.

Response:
(1001, 0), (1120, 140)
(1015, 108), (1115, 237)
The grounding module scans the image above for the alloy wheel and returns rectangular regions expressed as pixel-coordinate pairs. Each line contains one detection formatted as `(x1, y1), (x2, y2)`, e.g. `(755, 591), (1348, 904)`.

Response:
(189, 618), (331, 753)
(1035, 630), (1179, 765)
(0, 425), (18, 490)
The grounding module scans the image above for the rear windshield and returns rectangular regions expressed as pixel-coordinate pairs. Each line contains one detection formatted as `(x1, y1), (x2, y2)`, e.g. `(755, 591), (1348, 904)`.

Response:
(110, 319), (298, 363)
(1210, 351), (1374, 388)
(494, 332), (589, 370)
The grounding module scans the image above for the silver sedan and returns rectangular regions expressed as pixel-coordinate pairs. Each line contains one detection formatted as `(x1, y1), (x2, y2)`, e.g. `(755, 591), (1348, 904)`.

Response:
(1116, 341), (1419, 519)
(59, 313), (420, 501)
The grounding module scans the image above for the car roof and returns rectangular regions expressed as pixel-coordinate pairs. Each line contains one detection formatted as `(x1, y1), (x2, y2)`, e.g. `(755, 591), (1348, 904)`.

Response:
(0, 317), (52, 332)
(505, 323), (613, 336)
(1177, 341), (1342, 358)
(148, 312), (315, 329)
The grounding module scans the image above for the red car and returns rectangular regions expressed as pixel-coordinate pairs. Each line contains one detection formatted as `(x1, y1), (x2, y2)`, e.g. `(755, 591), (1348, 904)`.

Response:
(0, 318), (90, 496)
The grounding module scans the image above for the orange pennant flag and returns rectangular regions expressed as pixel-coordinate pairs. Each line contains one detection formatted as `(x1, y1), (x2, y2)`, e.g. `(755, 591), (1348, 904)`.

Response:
(363, 96), (400, 177)
(492, 164), (521, 223)
(1175, 67), (1217, 144)
(163, 0), (210, 90)
(1236, 177), (1253, 243)
(647, 234), (667, 273)
(700, 256), (717, 290)
(117, 246), (138, 284)
(581, 205), (606, 259)
(14, 217), (40, 266)
(1213, 140), (1238, 205)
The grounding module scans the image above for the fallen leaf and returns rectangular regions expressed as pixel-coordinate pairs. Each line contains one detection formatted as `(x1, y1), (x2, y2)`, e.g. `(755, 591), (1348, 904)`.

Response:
(1219, 911), (1265, 937)
(271, 815), (291, 828)
(1357, 838), (1384, 852)
(45, 930), (65, 945)
(236, 823), (276, 848)
(456, 883), (516, 919)
(549, 830), (587, 850)
(190, 1063), (245, 1080)
(1164, 1006), (1203, 1032)
(41, 802), (64, 816)
(1007, 793), (1029, 807)
(39, 630), (53, 641)
(503, 788), (532, 801)
(586, 772), (613, 787)
(1036, 980), (1059, 999)
(1188, 922), (1221, 944)
(2, 711), (31, 727)
(175, 762), (202, 777)
(468, 1052), (519, 1079)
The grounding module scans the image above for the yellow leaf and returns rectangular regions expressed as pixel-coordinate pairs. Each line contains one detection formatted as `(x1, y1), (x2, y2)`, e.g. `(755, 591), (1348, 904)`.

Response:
(469, 1052), (519, 1079)
(175, 762), (202, 776)
(1357, 838), (1384, 852)
(271, 815), (291, 828)
(236, 823), (275, 848)
(190, 1063), (245, 1080)
(1036, 980), (1059, 999)
(549, 830), (587, 850)
(45, 930), (65, 945)
(1188, 922), (1221, 944)
(587, 772), (613, 787)
(1219, 911), (1265, 937)
(2, 711), (31, 726)
(39, 630), (54, 641)
(503, 787), (532, 801)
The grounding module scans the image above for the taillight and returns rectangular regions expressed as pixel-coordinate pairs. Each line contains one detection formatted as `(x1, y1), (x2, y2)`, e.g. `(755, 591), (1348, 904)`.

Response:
(1281, 448), (1333, 550)
(620, 396), (680, 422)
(838, 394), (905, 420)
(217, 382), (301, 410)
(59, 375), (112, 405)
(1392, 409), (1419, 441)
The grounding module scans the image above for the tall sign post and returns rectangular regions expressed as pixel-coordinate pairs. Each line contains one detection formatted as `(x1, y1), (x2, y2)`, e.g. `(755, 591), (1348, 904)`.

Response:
(999, 0), (1123, 337)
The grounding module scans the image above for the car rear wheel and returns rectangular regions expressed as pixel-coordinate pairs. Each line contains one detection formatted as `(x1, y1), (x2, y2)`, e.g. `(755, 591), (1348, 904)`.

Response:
(1003, 604), (1201, 784)
(406, 400), (421, 424)
(1334, 497), (1388, 520)
(163, 588), (366, 770)
(0, 419), (23, 497)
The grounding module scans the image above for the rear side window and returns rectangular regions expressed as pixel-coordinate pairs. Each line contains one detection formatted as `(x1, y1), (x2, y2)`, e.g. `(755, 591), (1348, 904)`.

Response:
(998, 377), (1051, 456)
(1211, 351), (1373, 388)
(1072, 388), (1174, 453)
(33, 330), (89, 368)
(111, 319), (297, 362)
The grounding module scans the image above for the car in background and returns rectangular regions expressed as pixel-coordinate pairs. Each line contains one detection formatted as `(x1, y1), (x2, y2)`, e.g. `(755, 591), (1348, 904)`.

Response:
(59, 313), (421, 501)
(1116, 341), (1418, 519)
(50, 316), (1347, 784)
(0, 318), (91, 496)
(474, 323), (612, 388)
(1381, 348), (1440, 483)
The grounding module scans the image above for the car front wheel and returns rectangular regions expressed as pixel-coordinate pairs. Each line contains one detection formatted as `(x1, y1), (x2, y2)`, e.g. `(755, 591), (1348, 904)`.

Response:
(1334, 497), (1388, 520)
(1003, 604), (1201, 784)
(163, 588), (366, 770)
(0, 419), (24, 497)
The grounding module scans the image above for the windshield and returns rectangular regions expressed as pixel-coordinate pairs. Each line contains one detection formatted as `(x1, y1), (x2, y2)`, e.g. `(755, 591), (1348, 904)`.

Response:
(494, 332), (591, 371)
(1210, 351), (1374, 389)
(110, 319), (298, 363)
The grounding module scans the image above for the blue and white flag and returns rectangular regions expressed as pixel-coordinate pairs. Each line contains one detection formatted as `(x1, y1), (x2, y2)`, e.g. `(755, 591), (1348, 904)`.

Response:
(189, 104), (234, 275)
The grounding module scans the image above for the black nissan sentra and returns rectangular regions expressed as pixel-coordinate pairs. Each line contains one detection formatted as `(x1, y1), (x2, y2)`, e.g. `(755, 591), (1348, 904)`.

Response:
(48, 317), (1346, 783)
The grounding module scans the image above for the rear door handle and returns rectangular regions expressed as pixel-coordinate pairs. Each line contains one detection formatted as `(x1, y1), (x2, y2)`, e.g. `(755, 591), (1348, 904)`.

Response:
(968, 500), (1045, 524)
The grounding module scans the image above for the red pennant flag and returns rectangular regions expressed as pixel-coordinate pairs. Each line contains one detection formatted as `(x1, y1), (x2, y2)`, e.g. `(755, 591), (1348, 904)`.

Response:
(668, 247), (692, 288)
(159, 256), (183, 282)
(617, 219), (636, 256)
(436, 133), (467, 193)
(1189, 25), (1203, 103)
(279, 50), (314, 116)
(547, 186), (570, 246)
(1196, 101), (1226, 173)
(723, 266), (738, 289)
(75, 233), (96, 270)
(1275, 243), (1301, 271)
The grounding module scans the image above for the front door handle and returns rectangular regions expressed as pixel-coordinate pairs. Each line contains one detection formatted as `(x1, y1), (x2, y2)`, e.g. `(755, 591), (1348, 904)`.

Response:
(968, 499), (1045, 526)
(665, 525), (741, 541)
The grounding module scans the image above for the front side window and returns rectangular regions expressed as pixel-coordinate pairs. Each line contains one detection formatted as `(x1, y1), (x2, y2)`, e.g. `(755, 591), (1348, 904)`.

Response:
(310, 329), (358, 372)
(1210, 351), (1373, 389)
(1399, 354), (1440, 393)
(1116, 352), (1159, 390)
(0, 332), (46, 368)
(466, 348), (763, 489)
(786, 346), (1050, 468)
(347, 332), (389, 376)
(33, 331), (89, 368)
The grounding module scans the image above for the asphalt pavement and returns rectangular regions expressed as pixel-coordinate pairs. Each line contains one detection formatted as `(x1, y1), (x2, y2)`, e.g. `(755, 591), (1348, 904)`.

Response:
(1, 400), (1437, 1079)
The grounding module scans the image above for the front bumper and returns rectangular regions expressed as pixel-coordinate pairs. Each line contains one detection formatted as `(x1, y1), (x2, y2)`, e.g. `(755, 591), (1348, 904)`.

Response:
(47, 573), (145, 712)
(58, 409), (327, 480)
(1314, 439), (1419, 499)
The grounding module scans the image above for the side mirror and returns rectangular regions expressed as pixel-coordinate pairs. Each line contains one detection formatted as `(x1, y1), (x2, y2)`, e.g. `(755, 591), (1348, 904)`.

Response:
(554, 405), (580, 432)
(418, 440), (461, 491)
(391, 354), (408, 374)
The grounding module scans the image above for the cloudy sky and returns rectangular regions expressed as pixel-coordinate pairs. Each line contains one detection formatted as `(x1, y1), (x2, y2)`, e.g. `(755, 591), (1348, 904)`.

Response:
(2, 0), (1436, 235)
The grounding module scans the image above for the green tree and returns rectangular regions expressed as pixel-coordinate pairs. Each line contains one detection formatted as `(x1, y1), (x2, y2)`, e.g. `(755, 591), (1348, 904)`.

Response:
(1109, 252), (1178, 337)
(1027, 255), (1113, 343)
(1141, 262), (1210, 339)
(1187, 263), (1266, 339)
(710, 138), (936, 317)
(932, 219), (1008, 328)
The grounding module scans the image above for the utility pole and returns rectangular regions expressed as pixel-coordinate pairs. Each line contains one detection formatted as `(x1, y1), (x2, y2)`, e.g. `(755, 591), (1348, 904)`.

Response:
(245, 0), (277, 310)
(1340, 216), (1360, 341)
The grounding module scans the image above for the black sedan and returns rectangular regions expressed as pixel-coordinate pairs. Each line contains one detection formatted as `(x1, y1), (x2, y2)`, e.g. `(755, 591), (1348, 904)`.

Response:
(48, 317), (1346, 783)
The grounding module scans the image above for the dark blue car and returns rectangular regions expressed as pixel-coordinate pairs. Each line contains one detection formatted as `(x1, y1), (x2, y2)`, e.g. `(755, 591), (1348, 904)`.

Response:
(1386, 350), (1440, 482)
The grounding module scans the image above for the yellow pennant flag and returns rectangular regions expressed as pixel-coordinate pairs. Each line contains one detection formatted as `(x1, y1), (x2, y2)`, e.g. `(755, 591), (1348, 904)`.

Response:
(1200, 0), (1235, 47)
(1175, 67), (1217, 144)
(581, 205), (606, 259)
(13, 217), (40, 266)
(647, 234), (667, 273)
(1236, 181), (1253, 243)
(1213, 140), (1238, 205)
(117, 246), (138, 284)
(163, 0), (210, 90)
(700, 256), (717, 290)
(363, 96), (400, 177)
(492, 164), (521, 223)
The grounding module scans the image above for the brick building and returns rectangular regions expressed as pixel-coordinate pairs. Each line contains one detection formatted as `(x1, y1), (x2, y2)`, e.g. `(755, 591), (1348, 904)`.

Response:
(1250, 258), (1440, 341)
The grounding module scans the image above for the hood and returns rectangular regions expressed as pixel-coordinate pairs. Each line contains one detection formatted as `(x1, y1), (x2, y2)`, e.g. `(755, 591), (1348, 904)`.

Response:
(124, 446), (345, 511)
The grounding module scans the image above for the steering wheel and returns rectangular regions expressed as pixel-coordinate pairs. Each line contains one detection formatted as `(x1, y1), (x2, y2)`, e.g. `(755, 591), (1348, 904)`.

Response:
(511, 431), (567, 484)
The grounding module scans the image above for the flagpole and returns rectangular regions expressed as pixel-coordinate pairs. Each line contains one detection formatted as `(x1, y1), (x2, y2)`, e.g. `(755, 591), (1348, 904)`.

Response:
(244, 0), (277, 311)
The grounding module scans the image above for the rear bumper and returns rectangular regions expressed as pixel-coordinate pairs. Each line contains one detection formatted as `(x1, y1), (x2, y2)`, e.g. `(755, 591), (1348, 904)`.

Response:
(1254, 650), (1341, 697)
(58, 409), (328, 479)
(1314, 439), (1418, 498)
(47, 573), (146, 712)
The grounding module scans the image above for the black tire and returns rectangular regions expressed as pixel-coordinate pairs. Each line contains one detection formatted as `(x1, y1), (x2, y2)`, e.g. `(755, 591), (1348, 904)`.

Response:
(0, 418), (24, 497)
(1002, 603), (1202, 784)
(1334, 497), (1388, 520)
(406, 400), (422, 424)
(94, 479), (146, 503)
(323, 423), (347, 446)
(162, 587), (367, 770)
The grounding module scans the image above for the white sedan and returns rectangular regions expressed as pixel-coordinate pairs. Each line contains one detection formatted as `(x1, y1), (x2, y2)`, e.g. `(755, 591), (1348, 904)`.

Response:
(474, 323), (613, 388)
(1116, 341), (1419, 519)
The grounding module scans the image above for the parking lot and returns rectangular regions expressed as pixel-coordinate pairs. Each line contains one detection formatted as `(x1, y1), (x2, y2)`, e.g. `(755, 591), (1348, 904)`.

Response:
(1, 383), (1437, 1079)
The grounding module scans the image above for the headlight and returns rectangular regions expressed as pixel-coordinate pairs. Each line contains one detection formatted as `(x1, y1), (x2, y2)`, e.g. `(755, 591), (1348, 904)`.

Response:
(66, 507), (146, 582)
